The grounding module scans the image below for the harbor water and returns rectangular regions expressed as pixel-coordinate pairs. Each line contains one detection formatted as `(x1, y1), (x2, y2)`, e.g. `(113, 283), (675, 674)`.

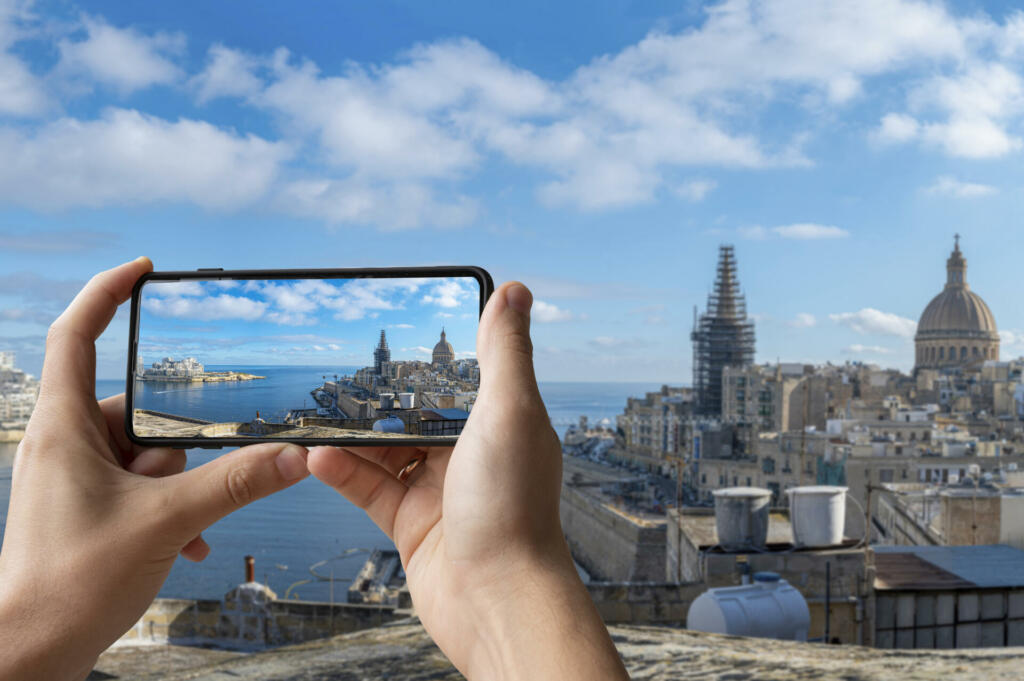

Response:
(0, 374), (662, 601)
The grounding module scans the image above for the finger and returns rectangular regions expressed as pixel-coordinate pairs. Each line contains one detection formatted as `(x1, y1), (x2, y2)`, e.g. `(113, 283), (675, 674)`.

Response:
(335, 446), (426, 477)
(307, 446), (408, 539)
(128, 447), (187, 477)
(163, 442), (309, 532)
(180, 535), (210, 562)
(98, 393), (133, 459)
(41, 257), (153, 398)
(476, 281), (542, 403)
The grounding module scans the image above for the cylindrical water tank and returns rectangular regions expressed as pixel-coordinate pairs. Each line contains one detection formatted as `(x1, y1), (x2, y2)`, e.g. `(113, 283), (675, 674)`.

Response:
(712, 487), (771, 551)
(372, 417), (405, 433)
(787, 485), (847, 547)
(398, 392), (415, 409)
(379, 393), (394, 409)
(686, 572), (810, 641)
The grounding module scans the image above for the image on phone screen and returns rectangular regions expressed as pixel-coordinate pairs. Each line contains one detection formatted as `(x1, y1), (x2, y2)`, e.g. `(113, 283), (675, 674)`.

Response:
(129, 272), (485, 443)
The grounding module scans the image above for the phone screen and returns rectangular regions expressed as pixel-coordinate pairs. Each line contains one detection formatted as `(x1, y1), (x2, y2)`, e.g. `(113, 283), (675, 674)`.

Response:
(127, 269), (488, 446)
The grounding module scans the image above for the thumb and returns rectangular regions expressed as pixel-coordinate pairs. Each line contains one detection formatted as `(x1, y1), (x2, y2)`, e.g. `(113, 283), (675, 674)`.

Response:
(477, 281), (542, 402)
(161, 442), (309, 534)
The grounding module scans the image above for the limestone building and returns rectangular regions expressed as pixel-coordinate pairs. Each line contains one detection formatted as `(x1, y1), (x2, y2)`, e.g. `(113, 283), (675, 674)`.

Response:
(691, 245), (756, 417)
(914, 236), (999, 371)
(431, 328), (454, 368)
(373, 330), (391, 376)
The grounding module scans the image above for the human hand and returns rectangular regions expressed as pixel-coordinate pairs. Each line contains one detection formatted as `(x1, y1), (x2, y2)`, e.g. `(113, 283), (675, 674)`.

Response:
(0, 258), (311, 681)
(307, 282), (628, 680)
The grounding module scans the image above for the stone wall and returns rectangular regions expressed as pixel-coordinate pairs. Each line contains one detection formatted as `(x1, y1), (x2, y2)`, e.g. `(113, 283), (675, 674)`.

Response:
(560, 483), (666, 581)
(586, 581), (706, 626)
(119, 586), (401, 649)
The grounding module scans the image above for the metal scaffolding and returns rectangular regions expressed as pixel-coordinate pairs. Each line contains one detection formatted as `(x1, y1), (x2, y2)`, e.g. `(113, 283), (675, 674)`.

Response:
(691, 244), (756, 417)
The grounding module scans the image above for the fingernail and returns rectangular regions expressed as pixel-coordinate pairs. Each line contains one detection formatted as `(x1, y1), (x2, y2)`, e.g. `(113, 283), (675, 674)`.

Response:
(275, 444), (309, 481)
(505, 283), (532, 315)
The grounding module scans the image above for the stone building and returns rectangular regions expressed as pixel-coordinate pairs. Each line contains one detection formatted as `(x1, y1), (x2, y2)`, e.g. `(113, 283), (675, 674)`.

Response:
(373, 330), (391, 376)
(691, 245), (755, 418)
(431, 328), (454, 368)
(614, 385), (693, 472)
(914, 236), (999, 372)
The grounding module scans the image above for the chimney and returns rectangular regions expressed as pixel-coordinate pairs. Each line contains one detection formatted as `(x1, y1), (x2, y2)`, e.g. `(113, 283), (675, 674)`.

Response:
(245, 555), (255, 583)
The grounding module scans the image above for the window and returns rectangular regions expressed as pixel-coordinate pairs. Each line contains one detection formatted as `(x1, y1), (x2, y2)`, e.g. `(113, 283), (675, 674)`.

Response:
(762, 457), (775, 474)
(879, 469), (894, 482)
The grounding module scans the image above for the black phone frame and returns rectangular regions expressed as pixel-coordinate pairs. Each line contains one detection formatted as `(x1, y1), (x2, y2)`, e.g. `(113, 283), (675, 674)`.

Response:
(125, 265), (494, 449)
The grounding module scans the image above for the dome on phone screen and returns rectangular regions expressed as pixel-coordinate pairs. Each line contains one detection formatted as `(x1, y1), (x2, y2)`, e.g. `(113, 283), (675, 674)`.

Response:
(432, 328), (455, 367)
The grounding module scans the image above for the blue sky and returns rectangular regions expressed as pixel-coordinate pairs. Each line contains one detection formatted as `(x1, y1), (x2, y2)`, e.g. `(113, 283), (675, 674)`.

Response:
(137, 276), (479, 368)
(1, 0), (1024, 381)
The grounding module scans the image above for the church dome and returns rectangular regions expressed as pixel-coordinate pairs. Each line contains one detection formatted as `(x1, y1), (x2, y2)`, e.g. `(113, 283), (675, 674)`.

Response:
(914, 237), (999, 371)
(917, 288), (997, 338)
(915, 238), (998, 341)
(432, 328), (454, 365)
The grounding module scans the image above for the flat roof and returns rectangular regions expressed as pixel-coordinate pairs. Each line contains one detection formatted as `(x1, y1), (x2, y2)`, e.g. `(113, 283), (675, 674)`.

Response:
(874, 545), (1024, 590)
(420, 408), (470, 420)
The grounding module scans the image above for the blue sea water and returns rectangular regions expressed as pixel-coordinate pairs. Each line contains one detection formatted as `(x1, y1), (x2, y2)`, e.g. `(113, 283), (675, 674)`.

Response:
(0, 376), (662, 601)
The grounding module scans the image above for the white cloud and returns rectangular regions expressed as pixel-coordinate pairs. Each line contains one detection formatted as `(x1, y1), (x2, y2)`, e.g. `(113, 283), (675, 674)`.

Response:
(789, 313), (817, 328)
(5, 0), (1024, 227)
(924, 175), (997, 198)
(144, 281), (205, 297)
(738, 223), (848, 240)
(882, 63), (1024, 158)
(0, 108), (290, 210)
(874, 113), (920, 143)
(772, 223), (849, 239)
(276, 178), (478, 230)
(590, 336), (628, 348)
(738, 225), (769, 240)
(190, 44), (265, 104)
(843, 344), (893, 355)
(56, 16), (184, 93)
(142, 294), (267, 321)
(533, 300), (574, 323)
(830, 308), (917, 338)
(675, 179), (718, 202)
(421, 280), (471, 308)
(389, 323), (414, 329)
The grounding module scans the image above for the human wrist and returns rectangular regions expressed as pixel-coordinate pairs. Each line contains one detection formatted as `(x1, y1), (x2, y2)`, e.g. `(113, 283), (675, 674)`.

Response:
(460, 542), (627, 681)
(0, 576), (88, 681)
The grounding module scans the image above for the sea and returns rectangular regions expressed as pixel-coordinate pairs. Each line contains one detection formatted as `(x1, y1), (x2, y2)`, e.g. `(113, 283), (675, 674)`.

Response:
(0, 370), (662, 602)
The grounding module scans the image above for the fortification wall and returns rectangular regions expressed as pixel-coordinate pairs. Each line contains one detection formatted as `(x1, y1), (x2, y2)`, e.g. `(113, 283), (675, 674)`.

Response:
(560, 484), (666, 581)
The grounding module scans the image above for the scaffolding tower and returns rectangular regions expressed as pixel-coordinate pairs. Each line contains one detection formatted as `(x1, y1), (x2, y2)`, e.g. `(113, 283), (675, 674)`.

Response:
(691, 245), (756, 418)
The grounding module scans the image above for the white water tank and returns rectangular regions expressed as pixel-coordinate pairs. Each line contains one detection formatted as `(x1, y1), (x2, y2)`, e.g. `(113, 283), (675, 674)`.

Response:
(399, 392), (415, 409)
(687, 572), (810, 641)
(787, 485), (847, 547)
(712, 487), (771, 551)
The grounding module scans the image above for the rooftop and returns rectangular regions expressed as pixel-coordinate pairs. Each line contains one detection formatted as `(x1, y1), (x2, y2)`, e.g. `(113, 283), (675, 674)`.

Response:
(673, 508), (796, 548)
(874, 545), (1024, 590)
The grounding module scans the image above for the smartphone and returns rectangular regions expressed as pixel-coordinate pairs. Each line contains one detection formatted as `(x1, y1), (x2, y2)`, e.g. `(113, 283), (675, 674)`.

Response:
(126, 266), (493, 448)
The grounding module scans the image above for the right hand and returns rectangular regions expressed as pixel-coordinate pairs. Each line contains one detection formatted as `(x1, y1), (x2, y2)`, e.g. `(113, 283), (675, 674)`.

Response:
(307, 282), (628, 680)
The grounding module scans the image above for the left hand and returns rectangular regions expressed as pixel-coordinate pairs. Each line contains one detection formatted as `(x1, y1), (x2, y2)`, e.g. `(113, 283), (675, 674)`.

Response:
(0, 258), (311, 681)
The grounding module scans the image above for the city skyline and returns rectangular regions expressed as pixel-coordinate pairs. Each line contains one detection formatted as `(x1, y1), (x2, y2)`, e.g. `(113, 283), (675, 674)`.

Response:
(1, 1), (1023, 381)
(137, 277), (479, 367)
